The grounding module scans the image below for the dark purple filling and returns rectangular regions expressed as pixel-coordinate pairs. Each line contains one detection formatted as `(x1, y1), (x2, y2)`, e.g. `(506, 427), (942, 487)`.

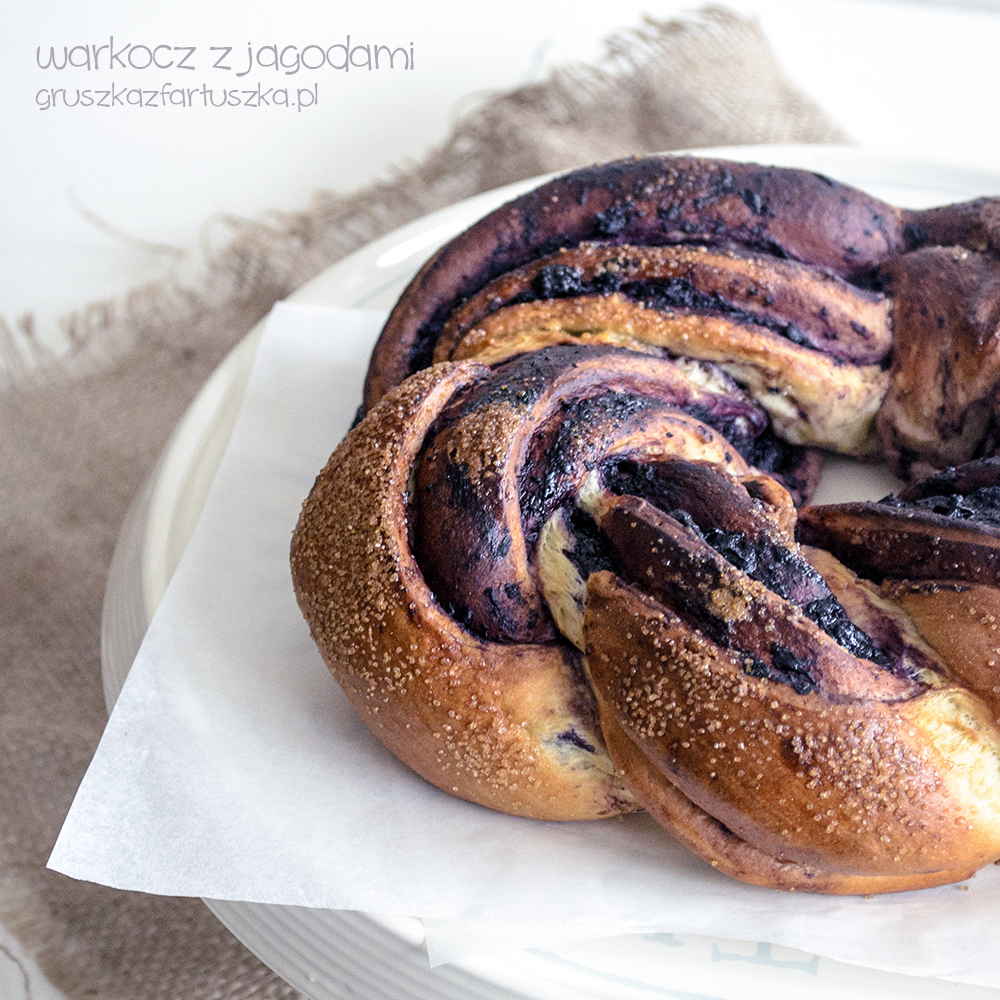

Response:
(598, 458), (890, 671)
(521, 264), (824, 355)
(880, 485), (1000, 528)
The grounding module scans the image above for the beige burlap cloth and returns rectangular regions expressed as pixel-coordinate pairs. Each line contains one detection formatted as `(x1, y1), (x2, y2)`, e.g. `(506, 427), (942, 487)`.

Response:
(0, 8), (848, 999)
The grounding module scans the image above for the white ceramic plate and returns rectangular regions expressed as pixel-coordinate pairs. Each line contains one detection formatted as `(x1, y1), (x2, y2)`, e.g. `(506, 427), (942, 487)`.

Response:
(102, 146), (1000, 1000)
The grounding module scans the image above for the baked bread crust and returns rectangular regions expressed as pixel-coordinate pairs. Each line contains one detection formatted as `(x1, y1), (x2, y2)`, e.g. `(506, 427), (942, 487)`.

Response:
(585, 570), (1000, 891)
(290, 362), (635, 819)
(365, 154), (1000, 478)
(363, 155), (913, 410)
(292, 155), (1000, 893)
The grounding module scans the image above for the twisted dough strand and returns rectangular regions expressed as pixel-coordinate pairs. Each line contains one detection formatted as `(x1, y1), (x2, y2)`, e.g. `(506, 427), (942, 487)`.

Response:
(293, 156), (1000, 893)
(366, 154), (1000, 477)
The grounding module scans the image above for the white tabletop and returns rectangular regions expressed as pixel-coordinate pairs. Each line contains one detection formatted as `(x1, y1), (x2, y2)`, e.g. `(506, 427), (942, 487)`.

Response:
(3, 0), (1000, 356)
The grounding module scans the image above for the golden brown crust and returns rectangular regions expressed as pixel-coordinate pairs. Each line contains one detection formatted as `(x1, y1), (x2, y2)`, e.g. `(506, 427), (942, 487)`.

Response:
(883, 580), (1000, 727)
(295, 155), (1000, 895)
(363, 155), (911, 411)
(294, 353), (1000, 888)
(290, 344), (809, 823)
(364, 154), (1000, 483)
(290, 362), (636, 820)
(445, 293), (887, 455)
(437, 243), (892, 367)
(585, 572), (1000, 885)
(597, 682), (981, 895)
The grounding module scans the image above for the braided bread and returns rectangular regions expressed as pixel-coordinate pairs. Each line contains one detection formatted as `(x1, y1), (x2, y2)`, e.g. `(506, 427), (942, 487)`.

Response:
(291, 155), (1000, 894)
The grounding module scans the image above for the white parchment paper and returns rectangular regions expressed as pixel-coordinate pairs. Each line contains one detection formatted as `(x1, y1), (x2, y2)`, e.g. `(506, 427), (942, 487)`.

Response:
(49, 302), (1000, 985)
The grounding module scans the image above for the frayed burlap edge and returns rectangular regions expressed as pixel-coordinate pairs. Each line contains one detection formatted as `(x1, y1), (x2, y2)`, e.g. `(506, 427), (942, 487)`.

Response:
(0, 8), (848, 1000)
(1, 6), (848, 388)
